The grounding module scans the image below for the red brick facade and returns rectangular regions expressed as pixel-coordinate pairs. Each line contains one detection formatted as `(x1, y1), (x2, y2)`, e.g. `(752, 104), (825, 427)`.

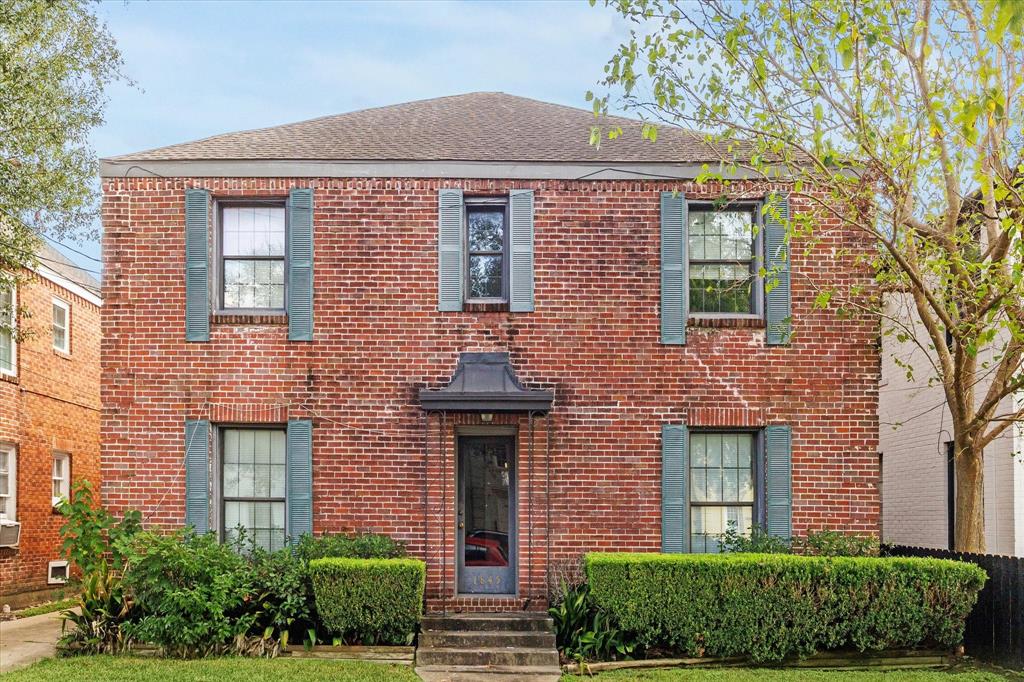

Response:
(100, 176), (879, 611)
(0, 269), (101, 605)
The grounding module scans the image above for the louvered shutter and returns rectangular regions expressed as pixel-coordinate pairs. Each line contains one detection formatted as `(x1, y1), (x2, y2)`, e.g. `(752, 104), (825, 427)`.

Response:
(661, 192), (687, 344)
(765, 194), (792, 345)
(509, 189), (535, 312)
(662, 424), (688, 553)
(438, 189), (464, 311)
(184, 189), (210, 342)
(765, 425), (793, 540)
(288, 188), (314, 341)
(184, 419), (210, 534)
(286, 419), (313, 541)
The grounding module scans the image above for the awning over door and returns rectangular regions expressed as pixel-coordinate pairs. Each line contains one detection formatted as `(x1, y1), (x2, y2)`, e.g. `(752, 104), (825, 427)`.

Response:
(418, 352), (553, 413)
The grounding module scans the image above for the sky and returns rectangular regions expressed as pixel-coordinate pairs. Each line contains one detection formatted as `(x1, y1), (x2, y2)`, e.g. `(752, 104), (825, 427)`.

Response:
(57, 0), (635, 275)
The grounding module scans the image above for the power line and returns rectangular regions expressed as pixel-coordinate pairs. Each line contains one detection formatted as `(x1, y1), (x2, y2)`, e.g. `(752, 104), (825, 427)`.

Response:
(41, 232), (102, 264)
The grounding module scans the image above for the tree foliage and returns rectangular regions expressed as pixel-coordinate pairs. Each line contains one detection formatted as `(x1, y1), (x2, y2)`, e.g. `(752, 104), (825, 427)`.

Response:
(0, 0), (125, 326)
(593, 0), (1024, 552)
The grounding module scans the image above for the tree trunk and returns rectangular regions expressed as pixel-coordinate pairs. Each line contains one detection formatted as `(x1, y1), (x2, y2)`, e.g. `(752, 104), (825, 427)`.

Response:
(953, 440), (986, 553)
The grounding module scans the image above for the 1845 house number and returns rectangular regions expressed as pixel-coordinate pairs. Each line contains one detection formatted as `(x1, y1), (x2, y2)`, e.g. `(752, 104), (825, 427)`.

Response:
(474, 575), (502, 588)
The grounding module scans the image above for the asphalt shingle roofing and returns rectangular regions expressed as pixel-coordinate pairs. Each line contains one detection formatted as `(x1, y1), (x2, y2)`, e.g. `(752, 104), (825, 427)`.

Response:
(107, 92), (721, 165)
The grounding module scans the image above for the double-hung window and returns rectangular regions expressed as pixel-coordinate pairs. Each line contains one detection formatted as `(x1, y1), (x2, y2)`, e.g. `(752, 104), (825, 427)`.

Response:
(0, 286), (15, 376)
(465, 199), (509, 303)
(0, 445), (15, 520)
(221, 428), (286, 552)
(689, 432), (756, 552)
(219, 204), (286, 311)
(52, 298), (70, 353)
(52, 452), (70, 506)
(688, 206), (762, 317)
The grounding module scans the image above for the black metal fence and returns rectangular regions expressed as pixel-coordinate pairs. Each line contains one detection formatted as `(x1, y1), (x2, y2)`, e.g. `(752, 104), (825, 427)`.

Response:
(884, 544), (1024, 667)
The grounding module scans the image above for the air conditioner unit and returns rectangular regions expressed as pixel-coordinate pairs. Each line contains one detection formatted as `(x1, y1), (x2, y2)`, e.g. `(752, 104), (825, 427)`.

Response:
(0, 521), (20, 548)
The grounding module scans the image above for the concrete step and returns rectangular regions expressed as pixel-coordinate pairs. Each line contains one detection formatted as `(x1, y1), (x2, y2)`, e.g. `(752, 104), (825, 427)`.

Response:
(414, 664), (562, 682)
(418, 629), (555, 649)
(421, 613), (554, 633)
(415, 646), (559, 668)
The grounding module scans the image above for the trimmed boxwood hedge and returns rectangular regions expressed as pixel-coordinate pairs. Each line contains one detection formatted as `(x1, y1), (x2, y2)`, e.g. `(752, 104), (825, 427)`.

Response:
(585, 552), (986, 663)
(308, 558), (425, 645)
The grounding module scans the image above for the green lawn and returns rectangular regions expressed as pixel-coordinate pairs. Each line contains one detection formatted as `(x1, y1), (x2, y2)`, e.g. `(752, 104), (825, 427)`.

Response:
(5, 656), (421, 682)
(562, 667), (1015, 681)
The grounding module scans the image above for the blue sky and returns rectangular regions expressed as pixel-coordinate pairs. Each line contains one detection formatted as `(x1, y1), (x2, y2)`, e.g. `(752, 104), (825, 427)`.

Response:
(59, 0), (633, 274)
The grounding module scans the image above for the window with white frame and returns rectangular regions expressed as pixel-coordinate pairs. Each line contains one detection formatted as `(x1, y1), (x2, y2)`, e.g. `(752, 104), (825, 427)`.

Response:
(221, 428), (286, 552)
(52, 298), (70, 353)
(52, 452), (70, 506)
(0, 445), (16, 520)
(0, 285), (15, 376)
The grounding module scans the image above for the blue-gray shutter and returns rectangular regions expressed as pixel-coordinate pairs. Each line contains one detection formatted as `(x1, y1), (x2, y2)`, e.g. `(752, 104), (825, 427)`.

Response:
(509, 189), (535, 312)
(286, 419), (313, 541)
(660, 192), (687, 344)
(288, 188), (314, 341)
(662, 424), (688, 553)
(184, 189), (209, 342)
(765, 425), (792, 540)
(184, 419), (210, 534)
(438, 189), (464, 311)
(765, 193), (792, 345)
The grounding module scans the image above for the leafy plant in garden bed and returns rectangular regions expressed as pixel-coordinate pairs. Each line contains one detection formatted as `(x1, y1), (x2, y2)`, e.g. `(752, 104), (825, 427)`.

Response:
(549, 582), (637, 663)
(308, 558), (424, 645)
(585, 553), (986, 664)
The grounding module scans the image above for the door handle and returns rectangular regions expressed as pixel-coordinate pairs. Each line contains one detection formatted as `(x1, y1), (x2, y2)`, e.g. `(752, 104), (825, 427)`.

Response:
(458, 522), (465, 529)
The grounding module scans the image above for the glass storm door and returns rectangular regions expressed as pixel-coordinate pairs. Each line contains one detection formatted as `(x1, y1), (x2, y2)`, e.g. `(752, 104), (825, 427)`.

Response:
(458, 436), (515, 594)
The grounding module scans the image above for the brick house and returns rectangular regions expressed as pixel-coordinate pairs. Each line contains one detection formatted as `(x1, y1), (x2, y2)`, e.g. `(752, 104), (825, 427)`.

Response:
(99, 93), (880, 611)
(1, 243), (102, 607)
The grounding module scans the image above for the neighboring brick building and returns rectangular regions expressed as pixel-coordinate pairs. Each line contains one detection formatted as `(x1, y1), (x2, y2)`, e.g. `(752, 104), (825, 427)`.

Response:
(880, 294), (1024, 556)
(100, 93), (879, 612)
(1, 243), (102, 606)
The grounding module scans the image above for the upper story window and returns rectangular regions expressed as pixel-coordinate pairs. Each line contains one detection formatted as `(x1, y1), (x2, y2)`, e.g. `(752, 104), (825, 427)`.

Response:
(52, 451), (70, 506)
(52, 297), (70, 353)
(0, 445), (15, 520)
(0, 286), (15, 376)
(688, 207), (762, 317)
(219, 204), (286, 311)
(465, 199), (508, 303)
(690, 432), (756, 552)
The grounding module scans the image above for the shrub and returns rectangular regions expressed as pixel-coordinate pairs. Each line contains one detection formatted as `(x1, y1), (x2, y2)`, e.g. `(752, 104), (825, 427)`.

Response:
(122, 531), (256, 657)
(718, 524), (791, 554)
(247, 545), (314, 647)
(585, 552), (986, 663)
(58, 480), (141, 575)
(308, 558), (424, 645)
(295, 532), (407, 561)
(795, 529), (880, 557)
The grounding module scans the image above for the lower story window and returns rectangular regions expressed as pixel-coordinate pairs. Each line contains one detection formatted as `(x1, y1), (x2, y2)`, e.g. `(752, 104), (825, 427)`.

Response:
(0, 445), (15, 520)
(52, 452), (70, 506)
(690, 432), (755, 552)
(222, 428), (286, 552)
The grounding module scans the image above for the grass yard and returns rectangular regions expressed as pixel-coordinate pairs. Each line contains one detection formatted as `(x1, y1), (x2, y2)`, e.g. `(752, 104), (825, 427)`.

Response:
(562, 666), (1018, 681)
(4, 656), (422, 682)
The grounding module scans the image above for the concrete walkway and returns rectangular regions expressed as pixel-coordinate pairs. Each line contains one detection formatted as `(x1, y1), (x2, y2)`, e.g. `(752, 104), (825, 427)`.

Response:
(0, 610), (66, 673)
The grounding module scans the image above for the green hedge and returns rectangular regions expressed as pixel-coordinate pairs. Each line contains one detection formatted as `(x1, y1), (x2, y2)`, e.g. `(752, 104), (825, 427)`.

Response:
(308, 558), (425, 645)
(586, 552), (986, 663)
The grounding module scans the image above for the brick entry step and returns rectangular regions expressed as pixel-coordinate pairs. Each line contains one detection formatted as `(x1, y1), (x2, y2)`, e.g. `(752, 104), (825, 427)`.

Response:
(414, 612), (560, 682)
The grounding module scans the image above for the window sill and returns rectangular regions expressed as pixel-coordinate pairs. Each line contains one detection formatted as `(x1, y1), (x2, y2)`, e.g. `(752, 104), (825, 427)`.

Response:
(52, 349), (72, 360)
(463, 302), (510, 313)
(688, 316), (766, 329)
(0, 372), (17, 385)
(211, 313), (288, 326)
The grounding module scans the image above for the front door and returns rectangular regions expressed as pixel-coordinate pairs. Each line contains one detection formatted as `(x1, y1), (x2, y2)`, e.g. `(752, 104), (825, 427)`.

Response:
(458, 435), (516, 594)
